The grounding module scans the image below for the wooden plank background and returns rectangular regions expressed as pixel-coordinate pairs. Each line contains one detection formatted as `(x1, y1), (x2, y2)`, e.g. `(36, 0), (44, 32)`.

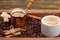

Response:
(0, 0), (60, 9)
(0, 0), (28, 9)
(0, 38), (60, 40)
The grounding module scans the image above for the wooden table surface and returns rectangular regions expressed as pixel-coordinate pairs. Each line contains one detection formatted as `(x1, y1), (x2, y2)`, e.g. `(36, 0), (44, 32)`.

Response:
(0, 0), (60, 9)
(0, 38), (60, 40)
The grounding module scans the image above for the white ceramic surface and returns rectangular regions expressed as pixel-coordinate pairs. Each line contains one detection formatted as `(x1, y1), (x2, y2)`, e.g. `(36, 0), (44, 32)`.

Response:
(41, 15), (60, 37)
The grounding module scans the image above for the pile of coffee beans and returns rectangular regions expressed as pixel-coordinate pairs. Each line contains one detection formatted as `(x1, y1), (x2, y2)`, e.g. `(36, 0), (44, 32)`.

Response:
(0, 15), (59, 37)
(13, 16), (44, 38)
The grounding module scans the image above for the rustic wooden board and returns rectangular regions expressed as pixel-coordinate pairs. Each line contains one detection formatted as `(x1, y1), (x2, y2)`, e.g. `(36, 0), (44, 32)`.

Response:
(0, 0), (60, 9)
(0, 38), (60, 40)
(0, 0), (28, 9)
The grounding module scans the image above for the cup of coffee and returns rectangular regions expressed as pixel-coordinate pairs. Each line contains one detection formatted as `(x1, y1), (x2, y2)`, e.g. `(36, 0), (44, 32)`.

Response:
(41, 15), (60, 37)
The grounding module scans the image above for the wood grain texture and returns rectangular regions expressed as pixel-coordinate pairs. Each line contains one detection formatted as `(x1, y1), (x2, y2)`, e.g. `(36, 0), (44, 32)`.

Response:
(0, 0), (60, 9)
(0, 38), (60, 40)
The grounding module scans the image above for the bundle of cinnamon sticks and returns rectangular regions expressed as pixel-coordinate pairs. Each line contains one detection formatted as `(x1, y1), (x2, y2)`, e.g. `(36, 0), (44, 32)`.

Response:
(3, 25), (26, 38)
(3, 28), (21, 37)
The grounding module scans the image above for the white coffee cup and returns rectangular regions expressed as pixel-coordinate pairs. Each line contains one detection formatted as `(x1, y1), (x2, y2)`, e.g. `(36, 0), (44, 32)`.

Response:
(41, 15), (60, 37)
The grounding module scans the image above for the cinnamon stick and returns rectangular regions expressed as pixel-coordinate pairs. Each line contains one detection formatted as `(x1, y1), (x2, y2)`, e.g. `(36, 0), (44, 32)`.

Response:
(27, 14), (41, 20)
(5, 32), (21, 38)
(3, 28), (20, 35)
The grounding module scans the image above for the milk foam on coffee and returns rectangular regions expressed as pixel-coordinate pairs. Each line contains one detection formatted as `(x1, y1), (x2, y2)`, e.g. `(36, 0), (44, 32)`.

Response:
(12, 12), (24, 17)
(44, 17), (58, 25)
(11, 8), (26, 17)
(41, 15), (60, 26)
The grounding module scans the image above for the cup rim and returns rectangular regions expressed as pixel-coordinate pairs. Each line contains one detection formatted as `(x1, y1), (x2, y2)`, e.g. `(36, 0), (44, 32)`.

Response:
(10, 8), (27, 17)
(41, 15), (60, 26)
